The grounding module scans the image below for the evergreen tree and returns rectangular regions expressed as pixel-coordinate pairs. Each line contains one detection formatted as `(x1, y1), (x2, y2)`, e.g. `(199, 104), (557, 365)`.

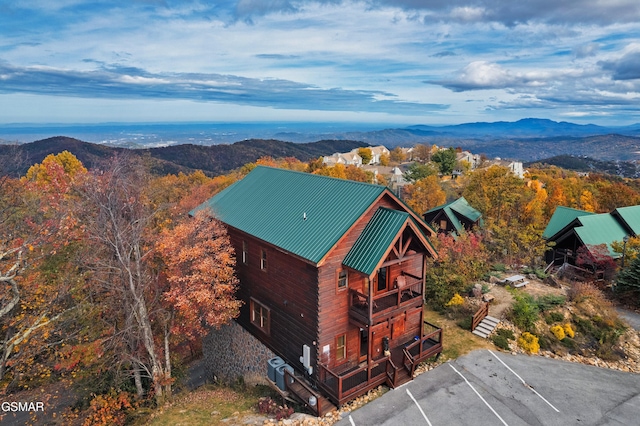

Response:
(616, 256), (640, 295)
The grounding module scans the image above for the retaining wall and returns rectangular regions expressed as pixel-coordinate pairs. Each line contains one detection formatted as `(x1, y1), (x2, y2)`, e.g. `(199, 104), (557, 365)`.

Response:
(202, 320), (275, 386)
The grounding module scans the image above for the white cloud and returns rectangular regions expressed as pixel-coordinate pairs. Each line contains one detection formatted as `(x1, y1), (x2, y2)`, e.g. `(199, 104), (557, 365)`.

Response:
(449, 6), (485, 22)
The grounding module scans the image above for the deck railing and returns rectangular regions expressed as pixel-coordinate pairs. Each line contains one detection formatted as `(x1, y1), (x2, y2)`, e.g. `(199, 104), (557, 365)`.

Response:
(318, 359), (389, 405)
(348, 272), (423, 323)
(471, 302), (489, 331)
(402, 321), (443, 376)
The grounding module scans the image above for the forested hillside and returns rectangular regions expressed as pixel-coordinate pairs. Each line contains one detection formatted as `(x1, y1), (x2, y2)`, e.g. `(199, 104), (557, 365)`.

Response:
(0, 136), (367, 177)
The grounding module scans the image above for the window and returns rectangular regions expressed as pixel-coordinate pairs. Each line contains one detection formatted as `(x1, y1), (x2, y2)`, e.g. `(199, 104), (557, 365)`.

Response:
(439, 219), (448, 230)
(337, 269), (348, 290)
(250, 298), (270, 335)
(336, 334), (346, 362)
(260, 249), (267, 270)
(242, 241), (248, 265)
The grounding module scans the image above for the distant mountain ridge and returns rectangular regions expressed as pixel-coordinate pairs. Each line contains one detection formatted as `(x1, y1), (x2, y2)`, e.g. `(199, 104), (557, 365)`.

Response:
(2, 118), (640, 147)
(1, 119), (640, 176)
(0, 136), (367, 177)
(406, 118), (615, 138)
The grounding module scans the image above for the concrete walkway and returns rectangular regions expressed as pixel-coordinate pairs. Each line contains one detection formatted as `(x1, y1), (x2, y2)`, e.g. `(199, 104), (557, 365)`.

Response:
(616, 307), (640, 331)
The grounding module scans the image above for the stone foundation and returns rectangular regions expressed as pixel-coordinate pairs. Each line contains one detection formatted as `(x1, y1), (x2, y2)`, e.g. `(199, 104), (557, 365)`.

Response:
(203, 320), (276, 386)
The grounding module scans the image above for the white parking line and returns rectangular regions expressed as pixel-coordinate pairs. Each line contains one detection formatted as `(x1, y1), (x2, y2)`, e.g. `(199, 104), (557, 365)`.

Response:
(488, 350), (560, 413)
(449, 363), (509, 426)
(406, 388), (433, 426)
(349, 414), (356, 426)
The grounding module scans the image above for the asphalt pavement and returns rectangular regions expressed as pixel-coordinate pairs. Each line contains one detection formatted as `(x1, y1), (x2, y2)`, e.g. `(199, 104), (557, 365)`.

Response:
(337, 350), (640, 426)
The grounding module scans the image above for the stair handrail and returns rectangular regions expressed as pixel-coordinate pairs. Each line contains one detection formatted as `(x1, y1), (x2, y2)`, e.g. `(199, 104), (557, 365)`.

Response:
(471, 302), (489, 331)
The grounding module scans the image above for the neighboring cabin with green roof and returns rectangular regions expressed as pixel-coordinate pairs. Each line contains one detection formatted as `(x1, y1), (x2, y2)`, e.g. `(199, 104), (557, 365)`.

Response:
(543, 205), (639, 265)
(194, 166), (442, 408)
(423, 197), (483, 234)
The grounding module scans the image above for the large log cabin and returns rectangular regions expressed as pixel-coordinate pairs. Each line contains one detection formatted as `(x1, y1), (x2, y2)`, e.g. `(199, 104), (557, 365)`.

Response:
(194, 166), (443, 408)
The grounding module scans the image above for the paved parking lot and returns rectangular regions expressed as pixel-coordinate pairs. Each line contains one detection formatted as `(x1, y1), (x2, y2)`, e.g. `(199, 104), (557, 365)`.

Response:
(337, 350), (640, 426)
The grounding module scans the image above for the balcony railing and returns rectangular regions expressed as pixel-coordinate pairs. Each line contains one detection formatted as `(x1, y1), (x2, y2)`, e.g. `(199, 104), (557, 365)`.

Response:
(318, 359), (389, 406)
(402, 321), (443, 376)
(348, 272), (423, 324)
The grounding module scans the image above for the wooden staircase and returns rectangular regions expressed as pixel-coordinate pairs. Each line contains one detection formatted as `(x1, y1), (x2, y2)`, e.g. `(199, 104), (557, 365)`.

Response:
(471, 302), (500, 339)
(393, 363), (412, 387)
(472, 315), (500, 338)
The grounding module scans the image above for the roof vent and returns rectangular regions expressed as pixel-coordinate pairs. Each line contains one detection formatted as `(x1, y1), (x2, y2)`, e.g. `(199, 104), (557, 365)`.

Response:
(303, 212), (307, 221)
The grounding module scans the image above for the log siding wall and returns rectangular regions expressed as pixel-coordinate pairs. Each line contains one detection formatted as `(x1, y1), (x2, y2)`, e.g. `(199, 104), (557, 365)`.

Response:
(227, 227), (320, 377)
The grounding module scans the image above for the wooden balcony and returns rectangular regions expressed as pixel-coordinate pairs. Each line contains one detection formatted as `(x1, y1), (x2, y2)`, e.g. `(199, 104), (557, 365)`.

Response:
(348, 272), (423, 325)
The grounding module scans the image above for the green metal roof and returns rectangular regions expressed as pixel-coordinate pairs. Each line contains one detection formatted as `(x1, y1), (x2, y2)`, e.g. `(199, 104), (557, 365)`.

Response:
(193, 166), (387, 264)
(613, 205), (640, 235)
(424, 197), (482, 233)
(342, 208), (409, 276)
(574, 214), (630, 257)
(543, 206), (594, 239)
(448, 197), (482, 222)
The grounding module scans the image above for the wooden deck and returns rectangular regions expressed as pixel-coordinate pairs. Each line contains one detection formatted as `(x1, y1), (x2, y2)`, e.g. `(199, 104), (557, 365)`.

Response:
(318, 321), (442, 406)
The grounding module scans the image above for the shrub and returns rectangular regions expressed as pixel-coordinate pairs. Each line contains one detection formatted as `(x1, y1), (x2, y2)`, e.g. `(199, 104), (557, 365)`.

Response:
(492, 263), (507, 272)
(545, 312), (565, 324)
(568, 282), (604, 303)
(83, 392), (134, 426)
(534, 269), (549, 280)
(496, 328), (515, 340)
(535, 295), (566, 312)
(518, 332), (540, 354)
(457, 316), (472, 330)
(550, 325), (565, 340)
(256, 397), (294, 420)
(538, 334), (551, 350)
(446, 293), (465, 307)
(492, 334), (510, 350)
(563, 323), (575, 338)
(509, 294), (539, 332)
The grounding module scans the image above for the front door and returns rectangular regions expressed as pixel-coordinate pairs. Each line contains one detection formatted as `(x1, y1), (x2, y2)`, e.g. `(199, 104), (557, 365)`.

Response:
(359, 328), (368, 363)
(370, 322), (390, 360)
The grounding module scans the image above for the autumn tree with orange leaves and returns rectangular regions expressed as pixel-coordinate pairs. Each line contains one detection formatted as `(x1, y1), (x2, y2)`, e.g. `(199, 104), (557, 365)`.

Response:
(1, 152), (86, 387)
(157, 210), (241, 341)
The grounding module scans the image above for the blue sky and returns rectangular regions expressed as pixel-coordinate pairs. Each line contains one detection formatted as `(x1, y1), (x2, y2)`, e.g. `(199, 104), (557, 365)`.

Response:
(1, 0), (639, 125)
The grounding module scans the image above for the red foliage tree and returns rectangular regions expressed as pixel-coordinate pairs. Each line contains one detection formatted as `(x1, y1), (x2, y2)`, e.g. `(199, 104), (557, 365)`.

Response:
(157, 210), (242, 341)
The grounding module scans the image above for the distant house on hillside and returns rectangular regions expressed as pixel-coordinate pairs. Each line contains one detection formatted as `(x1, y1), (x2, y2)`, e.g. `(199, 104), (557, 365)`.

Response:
(322, 152), (362, 166)
(361, 164), (410, 194)
(349, 145), (390, 165)
(485, 159), (525, 178)
(423, 197), (483, 234)
(195, 166), (443, 411)
(456, 151), (481, 170)
(543, 205), (640, 265)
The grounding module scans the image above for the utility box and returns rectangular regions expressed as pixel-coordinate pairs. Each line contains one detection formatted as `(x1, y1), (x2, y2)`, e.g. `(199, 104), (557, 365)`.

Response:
(275, 364), (294, 391)
(267, 357), (284, 382)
